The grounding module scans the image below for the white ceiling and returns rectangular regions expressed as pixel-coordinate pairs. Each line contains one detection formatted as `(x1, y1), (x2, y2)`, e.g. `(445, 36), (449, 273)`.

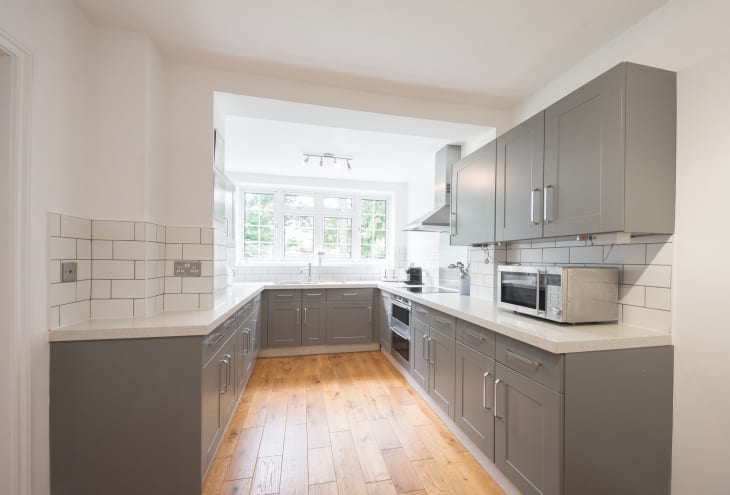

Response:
(74, 0), (667, 106)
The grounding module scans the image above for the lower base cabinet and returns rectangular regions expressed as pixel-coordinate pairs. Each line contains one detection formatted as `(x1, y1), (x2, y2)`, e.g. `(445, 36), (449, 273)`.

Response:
(326, 300), (374, 344)
(428, 327), (456, 418)
(455, 342), (495, 459)
(378, 291), (392, 351)
(411, 320), (430, 389)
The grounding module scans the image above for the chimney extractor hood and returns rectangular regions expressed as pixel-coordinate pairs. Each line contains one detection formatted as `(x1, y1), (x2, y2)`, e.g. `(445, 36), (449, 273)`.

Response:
(403, 144), (462, 232)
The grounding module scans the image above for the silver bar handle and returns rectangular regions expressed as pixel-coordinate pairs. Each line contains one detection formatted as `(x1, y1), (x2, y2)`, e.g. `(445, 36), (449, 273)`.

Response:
(224, 354), (232, 388)
(428, 337), (435, 365)
(494, 378), (502, 418)
(434, 316), (450, 325)
(276, 293), (294, 297)
(218, 359), (227, 394)
(208, 333), (224, 346)
(422, 334), (428, 360)
(506, 349), (541, 370)
(296, 307), (300, 325)
(306, 293), (322, 296)
(530, 188), (541, 225)
(368, 306), (372, 323)
(343, 292), (358, 296)
(304, 307), (308, 326)
(483, 371), (491, 410)
(544, 185), (554, 223)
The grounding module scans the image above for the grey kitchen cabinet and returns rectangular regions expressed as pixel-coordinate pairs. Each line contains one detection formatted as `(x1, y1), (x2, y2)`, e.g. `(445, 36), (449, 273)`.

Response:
(217, 334), (237, 432)
(411, 319), (430, 390)
(302, 291), (327, 345)
(543, 62), (676, 237)
(379, 292), (392, 351)
(428, 326), (456, 418)
(496, 112), (545, 241)
(325, 300), (374, 344)
(455, 342), (496, 459)
(450, 140), (497, 245)
(201, 341), (225, 471)
(267, 300), (302, 347)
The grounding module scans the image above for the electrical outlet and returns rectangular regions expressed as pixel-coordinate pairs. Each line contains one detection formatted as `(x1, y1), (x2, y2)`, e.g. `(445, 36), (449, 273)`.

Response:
(61, 262), (78, 283)
(174, 261), (202, 277)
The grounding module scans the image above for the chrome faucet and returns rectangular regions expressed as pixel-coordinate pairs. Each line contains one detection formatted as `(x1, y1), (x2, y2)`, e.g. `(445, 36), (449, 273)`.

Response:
(300, 262), (312, 282)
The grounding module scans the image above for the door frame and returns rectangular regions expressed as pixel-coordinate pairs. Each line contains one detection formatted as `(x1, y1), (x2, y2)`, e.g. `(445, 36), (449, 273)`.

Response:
(0, 28), (33, 495)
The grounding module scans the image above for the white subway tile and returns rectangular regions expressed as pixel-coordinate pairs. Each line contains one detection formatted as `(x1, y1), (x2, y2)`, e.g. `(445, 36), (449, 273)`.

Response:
(569, 246), (603, 263)
(183, 244), (214, 260)
(165, 243), (182, 260)
(602, 244), (646, 265)
(145, 278), (163, 297)
(134, 222), (146, 241)
(48, 213), (61, 237)
(199, 293), (214, 309)
(76, 280), (91, 301)
(645, 287), (671, 311)
(91, 240), (113, 259)
(49, 261), (60, 284)
(201, 261), (215, 277)
(113, 241), (146, 260)
(521, 248), (543, 263)
(134, 260), (147, 279)
(77, 239), (91, 260)
(91, 299), (134, 319)
(134, 299), (146, 317)
(59, 300), (90, 327)
(49, 282), (76, 306)
(61, 215), (91, 239)
(77, 260), (91, 281)
(91, 280), (111, 299)
(92, 260), (135, 279)
(646, 243), (673, 265)
(622, 265), (672, 288)
(164, 293), (199, 311)
(50, 237), (76, 260)
(619, 285), (645, 306)
(182, 277), (214, 293)
(165, 277), (182, 293)
(157, 225), (166, 243)
(111, 280), (146, 299)
(92, 220), (135, 241)
(510, 241), (531, 249)
(166, 226), (200, 244)
(543, 248), (570, 263)
(622, 305), (671, 333)
(507, 249), (521, 263)
(201, 228), (214, 244)
(145, 223), (157, 242)
(48, 306), (60, 330)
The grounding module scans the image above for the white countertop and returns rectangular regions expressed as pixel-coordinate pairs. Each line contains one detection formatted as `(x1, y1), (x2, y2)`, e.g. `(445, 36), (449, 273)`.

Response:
(49, 281), (673, 353)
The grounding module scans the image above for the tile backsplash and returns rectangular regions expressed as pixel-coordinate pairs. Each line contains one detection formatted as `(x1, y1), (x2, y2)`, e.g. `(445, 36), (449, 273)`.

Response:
(49, 213), (229, 329)
(468, 234), (673, 332)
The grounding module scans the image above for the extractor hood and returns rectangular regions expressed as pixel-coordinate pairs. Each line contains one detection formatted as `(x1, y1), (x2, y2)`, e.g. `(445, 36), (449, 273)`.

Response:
(403, 144), (462, 232)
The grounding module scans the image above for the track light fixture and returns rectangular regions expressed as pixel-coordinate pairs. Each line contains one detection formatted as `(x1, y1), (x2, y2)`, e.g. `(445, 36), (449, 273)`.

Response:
(302, 152), (353, 171)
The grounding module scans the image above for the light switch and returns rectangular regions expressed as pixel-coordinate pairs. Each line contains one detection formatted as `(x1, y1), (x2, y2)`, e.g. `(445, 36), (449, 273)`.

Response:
(174, 261), (202, 277)
(61, 262), (78, 283)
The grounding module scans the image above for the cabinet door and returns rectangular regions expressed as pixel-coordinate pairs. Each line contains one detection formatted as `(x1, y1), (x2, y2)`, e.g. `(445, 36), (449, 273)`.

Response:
(455, 343), (495, 459)
(379, 295), (391, 351)
(302, 303), (326, 345)
(325, 301), (373, 344)
(451, 140), (497, 245)
(428, 327), (456, 418)
(411, 321), (430, 391)
(235, 328), (246, 398)
(267, 301), (302, 348)
(496, 112), (545, 241)
(495, 363), (563, 495)
(543, 64), (624, 237)
(218, 337), (237, 427)
(201, 354), (224, 472)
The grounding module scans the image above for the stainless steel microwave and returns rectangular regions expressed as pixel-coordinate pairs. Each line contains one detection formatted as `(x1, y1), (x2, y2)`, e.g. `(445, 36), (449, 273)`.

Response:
(497, 265), (619, 323)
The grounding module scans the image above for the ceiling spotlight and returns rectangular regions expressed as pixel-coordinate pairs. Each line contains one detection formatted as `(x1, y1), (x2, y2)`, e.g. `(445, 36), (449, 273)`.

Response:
(302, 152), (352, 170)
(302, 154), (309, 166)
(333, 158), (340, 169)
(346, 159), (352, 170)
(319, 156), (323, 167)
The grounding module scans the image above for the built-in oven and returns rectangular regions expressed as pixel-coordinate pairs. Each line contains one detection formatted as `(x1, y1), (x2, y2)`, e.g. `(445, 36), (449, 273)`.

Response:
(389, 294), (411, 369)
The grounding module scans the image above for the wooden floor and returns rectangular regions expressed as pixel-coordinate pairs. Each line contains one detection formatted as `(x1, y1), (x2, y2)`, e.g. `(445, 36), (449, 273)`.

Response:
(203, 351), (505, 495)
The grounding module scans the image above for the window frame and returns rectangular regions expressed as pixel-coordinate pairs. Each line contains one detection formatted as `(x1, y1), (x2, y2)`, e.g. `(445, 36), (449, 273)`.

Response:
(238, 186), (392, 265)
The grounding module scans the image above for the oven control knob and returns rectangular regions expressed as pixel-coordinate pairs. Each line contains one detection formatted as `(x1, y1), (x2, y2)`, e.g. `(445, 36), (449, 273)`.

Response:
(550, 307), (562, 316)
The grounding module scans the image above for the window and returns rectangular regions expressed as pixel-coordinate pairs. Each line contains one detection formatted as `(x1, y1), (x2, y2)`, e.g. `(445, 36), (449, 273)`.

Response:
(239, 188), (390, 263)
(360, 199), (387, 259)
(243, 192), (275, 258)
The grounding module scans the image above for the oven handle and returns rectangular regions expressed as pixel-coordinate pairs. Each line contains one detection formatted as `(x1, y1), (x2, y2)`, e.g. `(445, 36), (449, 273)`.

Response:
(391, 298), (411, 311)
(390, 325), (410, 341)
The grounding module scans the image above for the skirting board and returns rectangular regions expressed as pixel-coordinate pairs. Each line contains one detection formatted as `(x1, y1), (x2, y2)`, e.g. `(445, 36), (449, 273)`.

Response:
(259, 342), (380, 358)
(380, 349), (523, 495)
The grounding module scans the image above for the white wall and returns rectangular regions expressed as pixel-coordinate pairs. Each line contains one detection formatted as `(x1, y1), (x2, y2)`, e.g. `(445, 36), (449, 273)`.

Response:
(0, 51), (12, 495)
(671, 51), (730, 494)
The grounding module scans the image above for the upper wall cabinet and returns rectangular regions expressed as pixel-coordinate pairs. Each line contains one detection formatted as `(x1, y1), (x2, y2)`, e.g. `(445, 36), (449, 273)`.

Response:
(496, 62), (676, 242)
(450, 140), (497, 245)
(496, 112), (545, 242)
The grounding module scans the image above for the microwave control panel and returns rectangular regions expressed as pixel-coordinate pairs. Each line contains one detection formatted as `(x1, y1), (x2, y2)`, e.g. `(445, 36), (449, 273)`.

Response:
(545, 274), (563, 316)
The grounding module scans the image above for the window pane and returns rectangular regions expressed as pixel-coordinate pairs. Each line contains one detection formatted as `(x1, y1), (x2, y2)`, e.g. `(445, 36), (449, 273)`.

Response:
(284, 215), (314, 257)
(323, 217), (352, 258)
(243, 193), (275, 259)
(323, 197), (353, 209)
(284, 194), (315, 209)
(360, 199), (387, 259)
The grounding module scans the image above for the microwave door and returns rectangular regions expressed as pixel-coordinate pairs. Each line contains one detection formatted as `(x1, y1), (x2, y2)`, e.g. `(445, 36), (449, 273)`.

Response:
(501, 271), (541, 312)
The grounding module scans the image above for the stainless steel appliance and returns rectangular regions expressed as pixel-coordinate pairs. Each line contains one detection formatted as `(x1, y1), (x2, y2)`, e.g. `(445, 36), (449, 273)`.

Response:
(497, 265), (619, 323)
(389, 294), (411, 368)
(405, 267), (423, 285)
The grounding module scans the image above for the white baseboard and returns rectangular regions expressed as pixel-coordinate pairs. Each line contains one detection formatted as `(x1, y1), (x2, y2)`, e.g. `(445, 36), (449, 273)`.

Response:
(380, 350), (523, 495)
(259, 342), (380, 358)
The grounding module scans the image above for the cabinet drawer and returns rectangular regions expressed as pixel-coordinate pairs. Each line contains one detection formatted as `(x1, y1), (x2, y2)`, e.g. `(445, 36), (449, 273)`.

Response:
(496, 335), (564, 392)
(202, 316), (236, 365)
(430, 311), (456, 337)
(268, 289), (302, 301)
(302, 289), (326, 303)
(412, 303), (430, 326)
(456, 320), (496, 357)
(326, 288), (373, 301)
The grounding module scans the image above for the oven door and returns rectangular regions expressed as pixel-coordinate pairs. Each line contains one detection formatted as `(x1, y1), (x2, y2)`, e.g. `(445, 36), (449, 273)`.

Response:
(390, 322), (410, 368)
(498, 267), (546, 316)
